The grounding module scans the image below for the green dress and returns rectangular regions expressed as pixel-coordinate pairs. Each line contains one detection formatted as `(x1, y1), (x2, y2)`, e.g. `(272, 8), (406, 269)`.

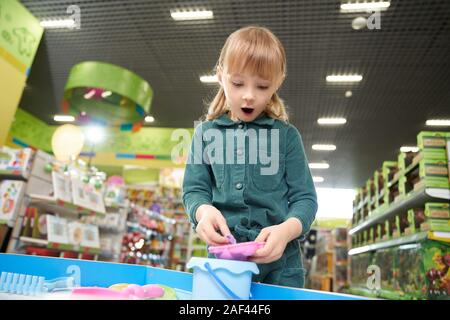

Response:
(182, 112), (318, 288)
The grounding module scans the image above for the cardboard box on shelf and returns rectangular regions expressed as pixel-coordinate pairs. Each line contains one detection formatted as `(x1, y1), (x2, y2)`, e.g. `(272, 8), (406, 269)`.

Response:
(398, 151), (419, 173)
(420, 219), (450, 232)
(417, 131), (448, 161)
(408, 203), (449, 233)
(415, 159), (449, 189)
(0, 180), (26, 224)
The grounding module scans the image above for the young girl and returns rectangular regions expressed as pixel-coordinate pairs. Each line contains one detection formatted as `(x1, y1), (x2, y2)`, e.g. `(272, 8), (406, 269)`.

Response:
(182, 26), (318, 288)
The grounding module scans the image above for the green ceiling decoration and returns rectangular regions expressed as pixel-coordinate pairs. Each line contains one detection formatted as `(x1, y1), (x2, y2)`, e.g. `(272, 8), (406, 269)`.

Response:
(62, 61), (153, 131)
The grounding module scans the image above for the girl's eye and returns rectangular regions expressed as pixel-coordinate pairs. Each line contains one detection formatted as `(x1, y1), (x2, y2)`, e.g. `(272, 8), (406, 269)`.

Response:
(232, 82), (243, 87)
(258, 86), (269, 90)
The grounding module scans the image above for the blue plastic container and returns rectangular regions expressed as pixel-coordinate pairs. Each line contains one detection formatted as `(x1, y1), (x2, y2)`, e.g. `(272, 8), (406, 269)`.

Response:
(186, 257), (259, 300)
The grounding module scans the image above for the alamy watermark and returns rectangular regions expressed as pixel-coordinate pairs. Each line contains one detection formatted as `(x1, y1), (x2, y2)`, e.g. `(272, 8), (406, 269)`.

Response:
(67, 5), (81, 30)
(366, 265), (381, 291)
(171, 121), (280, 175)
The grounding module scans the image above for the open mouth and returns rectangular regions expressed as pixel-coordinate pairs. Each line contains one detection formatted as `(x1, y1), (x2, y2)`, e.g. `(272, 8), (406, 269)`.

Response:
(241, 107), (254, 114)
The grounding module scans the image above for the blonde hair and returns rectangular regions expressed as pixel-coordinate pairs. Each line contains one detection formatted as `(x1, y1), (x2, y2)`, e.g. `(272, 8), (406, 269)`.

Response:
(206, 26), (288, 121)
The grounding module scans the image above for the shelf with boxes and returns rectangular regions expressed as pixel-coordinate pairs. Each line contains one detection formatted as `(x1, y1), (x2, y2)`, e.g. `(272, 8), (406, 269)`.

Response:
(6, 150), (128, 262)
(307, 228), (349, 293)
(348, 131), (450, 300)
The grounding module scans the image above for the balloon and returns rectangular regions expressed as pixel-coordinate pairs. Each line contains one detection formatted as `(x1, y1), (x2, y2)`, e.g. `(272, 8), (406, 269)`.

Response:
(51, 124), (85, 163)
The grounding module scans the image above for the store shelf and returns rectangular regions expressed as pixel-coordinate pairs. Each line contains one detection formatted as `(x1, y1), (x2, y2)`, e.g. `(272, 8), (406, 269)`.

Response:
(19, 236), (102, 255)
(349, 187), (450, 235)
(29, 194), (106, 218)
(0, 169), (28, 181)
(348, 231), (450, 255)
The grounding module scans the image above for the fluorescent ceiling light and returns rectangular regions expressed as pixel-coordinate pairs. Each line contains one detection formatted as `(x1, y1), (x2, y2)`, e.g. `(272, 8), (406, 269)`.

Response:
(101, 91), (112, 98)
(400, 146), (419, 153)
(326, 74), (363, 82)
(341, 1), (391, 13)
(84, 89), (95, 99)
(309, 163), (330, 169)
(171, 10), (213, 21)
(317, 118), (347, 125)
(312, 144), (337, 151)
(426, 119), (450, 126)
(145, 116), (155, 123)
(313, 176), (324, 183)
(54, 115), (75, 122)
(40, 19), (75, 29)
(200, 75), (218, 83)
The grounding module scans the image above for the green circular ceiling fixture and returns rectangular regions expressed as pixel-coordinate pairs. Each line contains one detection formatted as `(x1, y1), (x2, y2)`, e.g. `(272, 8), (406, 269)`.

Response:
(61, 61), (153, 132)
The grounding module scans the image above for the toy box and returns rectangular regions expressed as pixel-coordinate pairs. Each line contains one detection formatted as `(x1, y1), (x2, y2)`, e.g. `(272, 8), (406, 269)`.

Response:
(395, 211), (410, 236)
(404, 157), (449, 191)
(0, 147), (33, 177)
(417, 131), (448, 161)
(398, 151), (419, 173)
(0, 180), (26, 224)
(407, 203), (450, 233)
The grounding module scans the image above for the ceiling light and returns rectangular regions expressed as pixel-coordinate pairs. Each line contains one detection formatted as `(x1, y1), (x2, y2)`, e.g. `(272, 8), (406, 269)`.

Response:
(85, 126), (105, 144)
(200, 75), (218, 83)
(145, 116), (155, 123)
(352, 17), (367, 30)
(54, 115), (75, 122)
(326, 74), (363, 82)
(400, 146), (419, 153)
(426, 119), (450, 127)
(101, 91), (112, 98)
(340, 1), (391, 13)
(84, 89), (95, 99)
(170, 10), (213, 21)
(309, 163), (330, 169)
(40, 19), (76, 29)
(345, 90), (353, 97)
(313, 176), (324, 183)
(318, 118), (347, 125)
(312, 144), (337, 151)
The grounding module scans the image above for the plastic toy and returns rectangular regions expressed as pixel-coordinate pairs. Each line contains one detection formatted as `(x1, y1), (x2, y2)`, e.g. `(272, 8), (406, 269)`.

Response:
(71, 284), (164, 299)
(208, 241), (265, 261)
(0, 272), (74, 296)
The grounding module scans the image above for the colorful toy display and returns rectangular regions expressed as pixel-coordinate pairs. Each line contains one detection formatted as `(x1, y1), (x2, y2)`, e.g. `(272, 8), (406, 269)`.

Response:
(0, 147), (33, 177)
(0, 180), (25, 224)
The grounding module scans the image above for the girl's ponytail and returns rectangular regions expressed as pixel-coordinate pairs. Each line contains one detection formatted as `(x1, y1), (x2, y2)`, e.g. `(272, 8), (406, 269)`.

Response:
(206, 86), (228, 120)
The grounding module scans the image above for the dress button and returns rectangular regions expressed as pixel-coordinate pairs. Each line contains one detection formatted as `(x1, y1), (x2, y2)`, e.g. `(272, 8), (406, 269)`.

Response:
(238, 124), (244, 129)
(235, 183), (243, 190)
(237, 149), (243, 156)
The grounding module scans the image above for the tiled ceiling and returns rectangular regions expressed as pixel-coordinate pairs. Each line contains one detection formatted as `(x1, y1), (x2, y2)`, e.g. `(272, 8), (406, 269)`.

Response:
(19, 0), (450, 189)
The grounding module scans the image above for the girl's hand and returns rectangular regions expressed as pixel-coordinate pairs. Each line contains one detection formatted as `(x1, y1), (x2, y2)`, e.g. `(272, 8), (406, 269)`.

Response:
(195, 204), (231, 246)
(250, 218), (302, 264)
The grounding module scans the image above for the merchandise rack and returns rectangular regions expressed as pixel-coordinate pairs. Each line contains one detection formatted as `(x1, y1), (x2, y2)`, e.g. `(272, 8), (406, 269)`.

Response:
(348, 231), (449, 255)
(349, 187), (450, 235)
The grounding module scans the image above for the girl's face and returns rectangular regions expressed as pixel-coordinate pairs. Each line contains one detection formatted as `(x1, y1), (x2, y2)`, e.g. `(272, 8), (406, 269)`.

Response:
(219, 70), (279, 122)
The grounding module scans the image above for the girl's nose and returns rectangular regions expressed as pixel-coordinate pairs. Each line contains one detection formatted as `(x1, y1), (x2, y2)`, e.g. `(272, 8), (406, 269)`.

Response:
(242, 90), (255, 102)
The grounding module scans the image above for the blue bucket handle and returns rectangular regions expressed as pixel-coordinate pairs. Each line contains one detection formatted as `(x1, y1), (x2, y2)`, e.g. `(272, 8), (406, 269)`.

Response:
(204, 262), (243, 300)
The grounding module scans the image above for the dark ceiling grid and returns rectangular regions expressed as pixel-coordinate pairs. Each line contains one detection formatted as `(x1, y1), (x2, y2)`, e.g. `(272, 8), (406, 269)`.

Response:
(18, 0), (450, 189)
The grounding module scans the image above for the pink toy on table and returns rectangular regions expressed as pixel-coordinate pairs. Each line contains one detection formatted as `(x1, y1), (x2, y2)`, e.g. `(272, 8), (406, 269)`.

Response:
(71, 284), (164, 300)
(208, 235), (265, 261)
